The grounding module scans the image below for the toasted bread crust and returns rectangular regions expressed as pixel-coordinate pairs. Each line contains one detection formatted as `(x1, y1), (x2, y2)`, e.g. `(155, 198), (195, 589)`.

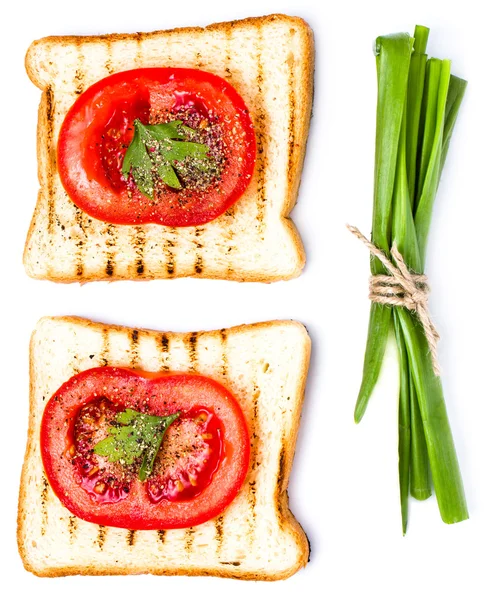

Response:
(24, 14), (314, 283)
(25, 14), (311, 86)
(18, 316), (311, 579)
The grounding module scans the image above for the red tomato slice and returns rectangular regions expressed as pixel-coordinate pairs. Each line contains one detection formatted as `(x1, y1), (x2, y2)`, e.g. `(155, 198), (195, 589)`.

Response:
(40, 368), (250, 530)
(57, 68), (256, 227)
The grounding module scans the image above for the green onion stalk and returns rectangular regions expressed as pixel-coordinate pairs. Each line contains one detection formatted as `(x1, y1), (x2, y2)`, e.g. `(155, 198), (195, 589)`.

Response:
(354, 26), (468, 533)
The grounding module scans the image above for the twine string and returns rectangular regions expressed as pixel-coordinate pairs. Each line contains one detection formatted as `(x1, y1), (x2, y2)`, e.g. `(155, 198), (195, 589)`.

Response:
(347, 224), (441, 377)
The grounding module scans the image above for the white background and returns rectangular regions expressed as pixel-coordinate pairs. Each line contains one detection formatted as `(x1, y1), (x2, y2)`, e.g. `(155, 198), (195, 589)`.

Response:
(2, 0), (483, 598)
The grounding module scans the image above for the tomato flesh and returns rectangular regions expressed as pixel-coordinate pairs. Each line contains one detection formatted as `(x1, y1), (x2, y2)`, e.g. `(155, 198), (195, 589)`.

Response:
(147, 408), (223, 503)
(58, 68), (256, 227)
(72, 400), (223, 505)
(74, 398), (132, 504)
(41, 368), (250, 530)
(91, 95), (151, 192)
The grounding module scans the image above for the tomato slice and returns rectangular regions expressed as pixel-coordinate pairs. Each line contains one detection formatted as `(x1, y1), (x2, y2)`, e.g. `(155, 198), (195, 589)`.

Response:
(57, 68), (256, 227)
(40, 368), (250, 530)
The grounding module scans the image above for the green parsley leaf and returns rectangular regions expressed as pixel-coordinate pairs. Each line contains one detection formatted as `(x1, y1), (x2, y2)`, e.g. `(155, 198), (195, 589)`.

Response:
(161, 139), (210, 163)
(156, 162), (182, 190)
(122, 124), (155, 198)
(146, 120), (186, 140)
(121, 119), (216, 197)
(93, 408), (180, 481)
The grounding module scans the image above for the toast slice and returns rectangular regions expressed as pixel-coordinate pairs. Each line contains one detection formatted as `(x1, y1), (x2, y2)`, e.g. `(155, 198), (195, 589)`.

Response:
(24, 14), (314, 283)
(18, 316), (311, 579)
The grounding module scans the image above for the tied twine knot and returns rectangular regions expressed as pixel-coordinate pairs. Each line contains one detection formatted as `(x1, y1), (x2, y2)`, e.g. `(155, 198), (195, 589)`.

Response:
(347, 224), (441, 377)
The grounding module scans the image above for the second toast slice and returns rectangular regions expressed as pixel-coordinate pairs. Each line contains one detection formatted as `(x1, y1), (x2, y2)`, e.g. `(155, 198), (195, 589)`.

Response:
(18, 316), (311, 579)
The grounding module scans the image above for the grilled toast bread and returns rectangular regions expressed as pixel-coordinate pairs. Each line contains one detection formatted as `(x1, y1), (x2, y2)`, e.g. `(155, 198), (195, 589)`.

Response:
(18, 316), (311, 579)
(24, 14), (314, 283)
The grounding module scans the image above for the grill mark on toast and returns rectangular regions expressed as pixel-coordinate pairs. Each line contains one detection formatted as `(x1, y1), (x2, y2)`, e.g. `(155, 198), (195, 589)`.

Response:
(194, 255), (203, 274)
(252, 386), (260, 424)
(224, 26), (233, 80)
(104, 224), (117, 277)
(213, 330), (227, 554)
(157, 529), (165, 544)
(157, 333), (170, 371)
(187, 332), (198, 372)
(126, 529), (136, 546)
(68, 516), (77, 541)
(219, 328), (228, 377)
(184, 527), (195, 553)
(105, 41), (114, 74)
(105, 259), (114, 277)
(74, 69), (85, 95)
(44, 86), (55, 236)
(223, 215), (235, 275)
(163, 228), (176, 276)
(247, 385), (261, 535)
(161, 333), (169, 354)
(133, 226), (146, 276)
(96, 525), (106, 550)
(247, 480), (257, 534)
(100, 327), (110, 366)
(40, 475), (49, 535)
(287, 53), (296, 185)
(130, 329), (140, 368)
(215, 515), (224, 554)
(194, 227), (204, 275)
(70, 71), (90, 279)
(254, 30), (268, 233)
(220, 561), (241, 566)
(73, 41), (86, 95)
(195, 51), (203, 69)
(222, 29), (235, 274)
(135, 33), (144, 66)
(73, 206), (86, 277)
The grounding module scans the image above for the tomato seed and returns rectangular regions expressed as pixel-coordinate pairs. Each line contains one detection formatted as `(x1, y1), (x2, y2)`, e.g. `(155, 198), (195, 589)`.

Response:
(94, 482), (106, 494)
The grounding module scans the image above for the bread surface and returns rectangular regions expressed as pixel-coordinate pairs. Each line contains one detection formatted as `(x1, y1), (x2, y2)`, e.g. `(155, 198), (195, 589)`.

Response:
(24, 14), (314, 283)
(18, 316), (311, 579)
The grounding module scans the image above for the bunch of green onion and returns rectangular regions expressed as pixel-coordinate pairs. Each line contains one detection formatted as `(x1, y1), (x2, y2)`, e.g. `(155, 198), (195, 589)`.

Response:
(355, 25), (468, 533)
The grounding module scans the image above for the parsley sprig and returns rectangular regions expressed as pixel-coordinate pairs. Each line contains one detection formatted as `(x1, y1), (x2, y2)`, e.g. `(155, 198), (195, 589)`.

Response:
(121, 119), (215, 198)
(93, 408), (180, 481)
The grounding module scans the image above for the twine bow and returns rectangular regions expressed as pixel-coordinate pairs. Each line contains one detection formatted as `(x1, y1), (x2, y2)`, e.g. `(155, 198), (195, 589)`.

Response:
(347, 224), (441, 377)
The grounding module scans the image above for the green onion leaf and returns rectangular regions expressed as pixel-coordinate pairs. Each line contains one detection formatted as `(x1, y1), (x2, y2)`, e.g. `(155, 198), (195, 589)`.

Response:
(354, 25), (468, 530)
(409, 380), (431, 501)
(354, 32), (413, 423)
(394, 312), (411, 534)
